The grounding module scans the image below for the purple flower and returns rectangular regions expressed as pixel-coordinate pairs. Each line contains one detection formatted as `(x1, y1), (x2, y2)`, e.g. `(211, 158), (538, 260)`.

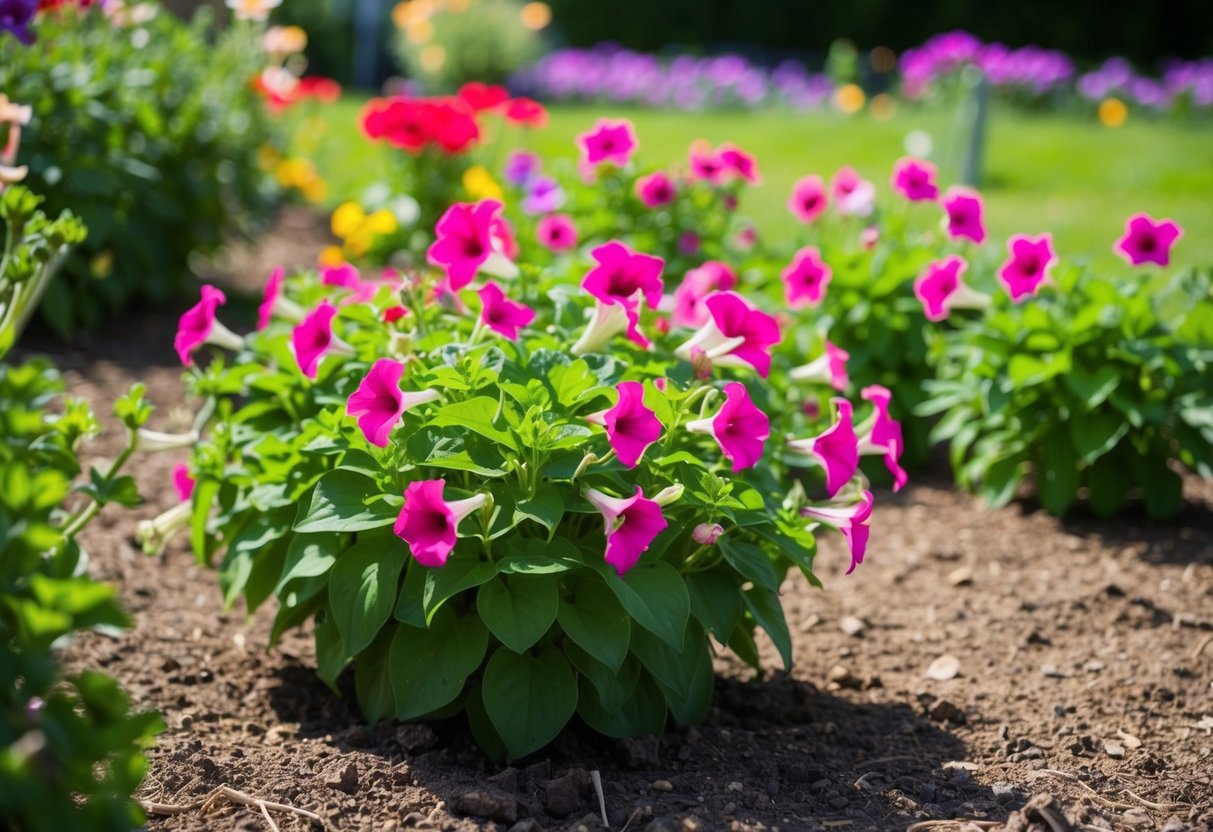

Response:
(942, 187), (986, 244)
(892, 157), (939, 202)
(346, 359), (439, 448)
(998, 234), (1057, 302)
(503, 150), (541, 186)
(1114, 213), (1182, 267)
(521, 176), (565, 215)
(0, 0), (37, 45)
(914, 256), (987, 321)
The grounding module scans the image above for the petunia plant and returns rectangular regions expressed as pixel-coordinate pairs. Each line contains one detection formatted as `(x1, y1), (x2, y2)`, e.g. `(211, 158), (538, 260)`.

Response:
(921, 217), (1213, 517)
(166, 198), (896, 759)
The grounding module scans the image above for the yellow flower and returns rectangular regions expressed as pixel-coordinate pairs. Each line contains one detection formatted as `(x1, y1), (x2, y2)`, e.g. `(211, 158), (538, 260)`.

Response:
(226, 0), (283, 22)
(332, 202), (398, 257)
(264, 25), (308, 57)
(275, 158), (313, 188)
(1099, 97), (1128, 127)
(463, 165), (503, 201)
(869, 92), (895, 120)
(319, 246), (346, 267)
(519, 2), (551, 31)
(302, 178), (328, 203)
(834, 83), (866, 114)
(258, 144), (282, 170)
(332, 201), (367, 239)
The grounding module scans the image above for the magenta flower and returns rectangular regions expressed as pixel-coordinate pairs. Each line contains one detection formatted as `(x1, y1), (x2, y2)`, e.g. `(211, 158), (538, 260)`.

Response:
(584, 486), (668, 576)
(1114, 213), (1182, 267)
(572, 241), (665, 353)
(786, 398), (859, 499)
(831, 166), (875, 217)
(426, 199), (513, 292)
(998, 233), (1057, 302)
(675, 291), (782, 377)
(577, 118), (638, 167)
(321, 262), (361, 289)
(536, 213), (578, 252)
(672, 260), (736, 329)
(914, 256), (989, 321)
(787, 175), (828, 224)
(172, 464), (195, 502)
(257, 266), (306, 330)
(292, 300), (352, 379)
(477, 281), (535, 341)
(718, 143), (760, 184)
(587, 381), (663, 468)
(346, 358), (440, 448)
(790, 341), (850, 391)
(394, 480), (488, 568)
(685, 381), (770, 472)
(856, 385), (907, 492)
(174, 284), (244, 366)
(782, 246), (833, 308)
(892, 157), (939, 202)
(802, 490), (874, 574)
(941, 187), (986, 244)
(688, 140), (726, 183)
(635, 171), (676, 207)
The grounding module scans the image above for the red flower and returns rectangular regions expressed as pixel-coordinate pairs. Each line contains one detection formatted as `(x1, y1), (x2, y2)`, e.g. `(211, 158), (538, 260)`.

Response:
(297, 76), (341, 103)
(457, 81), (509, 112)
(504, 97), (548, 128)
(429, 98), (481, 154)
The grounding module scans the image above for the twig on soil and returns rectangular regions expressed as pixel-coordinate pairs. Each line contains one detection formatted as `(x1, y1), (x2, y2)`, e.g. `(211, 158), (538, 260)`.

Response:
(1193, 633), (1213, 659)
(619, 807), (647, 832)
(1033, 770), (1135, 811)
(1117, 788), (1191, 811)
(590, 769), (609, 828)
(140, 785), (326, 830)
(853, 771), (881, 791)
(906, 821), (999, 832)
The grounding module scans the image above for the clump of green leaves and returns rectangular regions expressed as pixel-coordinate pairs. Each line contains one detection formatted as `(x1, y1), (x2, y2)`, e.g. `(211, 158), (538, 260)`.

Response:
(0, 3), (278, 334)
(0, 361), (163, 831)
(922, 267), (1213, 517)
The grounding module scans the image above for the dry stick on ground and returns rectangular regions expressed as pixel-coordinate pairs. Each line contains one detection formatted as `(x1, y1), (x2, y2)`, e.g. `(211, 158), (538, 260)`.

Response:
(590, 770), (609, 828)
(906, 821), (999, 832)
(141, 785), (329, 831)
(1033, 770), (1136, 811)
(1193, 633), (1213, 659)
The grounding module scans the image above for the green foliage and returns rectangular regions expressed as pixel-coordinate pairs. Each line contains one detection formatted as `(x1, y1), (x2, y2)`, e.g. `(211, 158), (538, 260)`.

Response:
(0, 3), (279, 334)
(0, 360), (162, 831)
(923, 268), (1213, 517)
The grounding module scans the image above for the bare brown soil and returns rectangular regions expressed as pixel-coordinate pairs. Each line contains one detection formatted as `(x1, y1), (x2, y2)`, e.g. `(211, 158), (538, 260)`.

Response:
(24, 209), (1213, 832)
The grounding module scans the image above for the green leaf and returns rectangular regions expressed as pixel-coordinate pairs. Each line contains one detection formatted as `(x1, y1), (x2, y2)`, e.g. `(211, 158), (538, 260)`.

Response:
(980, 456), (1024, 508)
(277, 534), (343, 593)
(482, 643), (578, 759)
(512, 486), (564, 532)
(390, 605), (489, 721)
(1130, 451), (1184, 519)
(418, 555), (497, 624)
(190, 478), (220, 562)
(329, 532), (407, 657)
(744, 586), (793, 670)
(476, 574), (559, 654)
(631, 624), (714, 726)
(1064, 366), (1120, 410)
(685, 569), (743, 642)
(293, 469), (396, 533)
(563, 642), (640, 713)
(597, 561), (689, 650)
(428, 397), (517, 450)
(1069, 412), (1129, 465)
(576, 668), (667, 738)
(717, 538), (781, 592)
(1035, 429), (1078, 516)
(355, 630), (396, 724)
(557, 572), (631, 671)
(1086, 451), (1131, 517)
(314, 614), (347, 689)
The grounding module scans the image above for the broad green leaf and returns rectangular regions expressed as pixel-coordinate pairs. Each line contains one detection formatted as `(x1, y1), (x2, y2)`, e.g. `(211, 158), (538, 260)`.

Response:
(981, 456), (1024, 508)
(632, 625), (713, 726)
(476, 574), (559, 653)
(482, 643), (578, 759)
(428, 397), (517, 450)
(314, 614), (347, 689)
(390, 605), (488, 721)
(744, 587), (793, 670)
(686, 570), (743, 642)
(1130, 450), (1184, 519)
(1069, 411), (1129, 464)
(596, 561), (689, 650)
(329, 532), (407, 657)
(512, 485), (564, 532)
(1086, 451), (1131, 516)
(277, 534), (344, 593)
(557, 572), (631, 671)
(419, 554), (497, 624)
(293, 469), (396, 533)
(576, 669), (667, 739)
(354, 630), (396, 724)
(564, 642), (640, 713)
(1064, 366), (1120, 410)
(1035, 429), (1078, 516)
(717, 538), (781, 592)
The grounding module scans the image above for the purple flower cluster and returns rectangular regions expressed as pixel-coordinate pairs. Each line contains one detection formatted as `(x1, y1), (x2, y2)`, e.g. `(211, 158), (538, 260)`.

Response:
(900, 30), (1074, 99)
(510, 43), (834, 112)
(1079, 57), (1213, 110)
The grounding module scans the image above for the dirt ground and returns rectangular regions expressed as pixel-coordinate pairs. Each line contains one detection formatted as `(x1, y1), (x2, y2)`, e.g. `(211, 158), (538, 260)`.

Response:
(26, 209), (1213, 832)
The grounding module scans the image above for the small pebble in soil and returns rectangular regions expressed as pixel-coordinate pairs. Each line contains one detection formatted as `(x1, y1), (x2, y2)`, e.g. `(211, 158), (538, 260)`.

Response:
(450, 790), (518, 824)
(991, 782), (1018, 804)
(927, 698), (965, 724)
(926, 655), (961, 681)
(726, 781), (744, 792)
(1041, 663), (1070, 678)
(651, 780), (673, 792)
(1103, 740), (1126, 759)
(839, 616), (866, 637)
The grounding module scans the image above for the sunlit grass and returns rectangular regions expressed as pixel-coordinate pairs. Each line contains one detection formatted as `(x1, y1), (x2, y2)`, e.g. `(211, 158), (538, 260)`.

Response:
(294, 98), (1213, 269)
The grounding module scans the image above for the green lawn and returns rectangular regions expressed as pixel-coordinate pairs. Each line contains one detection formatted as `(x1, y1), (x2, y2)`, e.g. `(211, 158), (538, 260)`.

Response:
(297, 99), (1213, 269)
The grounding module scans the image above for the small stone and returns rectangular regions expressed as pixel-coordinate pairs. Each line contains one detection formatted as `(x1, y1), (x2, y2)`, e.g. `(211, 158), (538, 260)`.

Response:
(621, 735), (661, 769)
(946, 567), (973, 586)
(991, 782), (1017, 804)
(1123, 808), (1153, 828)
(1085, 659), (1105, 673)
(839, 616), (866, 637)
(1041, 664), (1070, 678)
(926, 655), (961, 681)
(1161, 815), (1188, 832)
(1116, 729), (1143, 749)
(451, 790), (518, 824)
(799, 613), (821, 632)
(322, 760), (359, 795)
(725, 781), (743, 793)
(651, 780), (673, 792)
(396, 723), (438, 752)
(545, 770), (589, 818)
(1103, 740), (1126, 759)
(508, 821), (545, 832)
(928, 699), (965, 724)
(942, 761), (979, 771)
(827, 665), (861, 689)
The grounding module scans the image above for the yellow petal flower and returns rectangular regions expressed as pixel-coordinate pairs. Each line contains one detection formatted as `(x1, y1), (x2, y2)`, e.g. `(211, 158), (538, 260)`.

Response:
(463, 165), (503, 201)
(365, 209), (399, 235)
(319, 246), (345, 267)
(332, 201), (366, 239)
(1099, 97), (1127, 127)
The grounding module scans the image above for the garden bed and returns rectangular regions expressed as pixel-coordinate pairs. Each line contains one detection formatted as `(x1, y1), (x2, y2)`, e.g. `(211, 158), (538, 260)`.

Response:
(33, 210), (1213, 832)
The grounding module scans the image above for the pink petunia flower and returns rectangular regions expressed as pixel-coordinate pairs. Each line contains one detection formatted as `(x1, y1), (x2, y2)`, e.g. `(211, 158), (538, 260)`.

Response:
(786, 398), (860, 499)
(577, 118), (638, 168)
(346, 358), (439, 448)
(671, 261), (737, 329)
(892, 157), (939, 202)
(586, 380), (663, 468)
(477, 281), (535, 341)
(292, 300), (353, 379)
(572, 241), (665, 354)
(915, 256), (989, 321)
(172, 464), (195, 502)
(536, 213), (578, 252)
(787, 175), (828, 223)
(856, 385), (907, 492)
(685, 381), (770, 471)
(941, 187), (986, 244)
(692, 522), (724, 545)
(801, 490), (874, 574)
(718, 143), (761, 184)
(1114, 213), (1183, 267)
(394, 480), (488, 568)
(426, 199), (515, 292)
(781, 246), (833, 308)
(789, 341), (850, 391)
(831, 166), (875, 217)
(635, 170), (676, 208)
(675, 291), (782, 378)
(257, 266), (306, 330)
(584, 486), (668, 576)
(321, 262), (361, 289)
(688, 140), (726, 184)
(174, 284), (244, 366)
(998, 233), (1057, 302)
